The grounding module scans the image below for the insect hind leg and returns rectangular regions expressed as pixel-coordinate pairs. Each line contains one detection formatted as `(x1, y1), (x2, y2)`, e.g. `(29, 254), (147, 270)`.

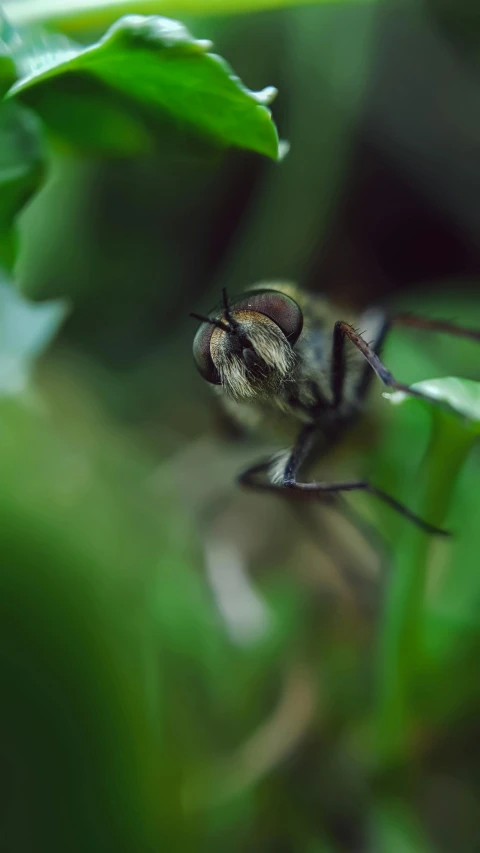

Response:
(392, 312), (480, 342)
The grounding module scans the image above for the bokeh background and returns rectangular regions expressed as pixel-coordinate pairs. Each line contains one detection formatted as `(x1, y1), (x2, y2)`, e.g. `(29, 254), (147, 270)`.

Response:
(2, 1), (480, 851)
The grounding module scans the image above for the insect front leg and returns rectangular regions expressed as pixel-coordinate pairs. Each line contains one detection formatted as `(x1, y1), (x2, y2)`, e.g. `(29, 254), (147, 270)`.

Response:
(238, 424), (318, 492)
(332, 314), (480, 407)
(332, 321), (447, 404)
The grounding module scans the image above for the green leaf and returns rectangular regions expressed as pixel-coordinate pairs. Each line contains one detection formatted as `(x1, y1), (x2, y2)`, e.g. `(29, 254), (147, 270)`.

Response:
(375, 408), (476, 766)
(0, 275), (66, 395)
(0, 11), (45, 271)
(376, 373), (480, 764)
(0, 45), (16, 98)
(385, 377), (480, 432)
(3, 0), (381, 37)
(0, 11), (17, 96)
(7, 15), (280, 160)
(0, 102), (45, 271)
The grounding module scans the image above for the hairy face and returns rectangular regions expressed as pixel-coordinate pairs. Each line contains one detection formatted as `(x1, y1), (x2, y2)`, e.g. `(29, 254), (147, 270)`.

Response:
(209, 310), (296, 401)
(192, 287), (303, 402)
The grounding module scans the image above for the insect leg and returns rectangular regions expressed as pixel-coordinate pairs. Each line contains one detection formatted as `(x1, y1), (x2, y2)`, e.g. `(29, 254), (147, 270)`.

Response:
(392, 312), (480, 342)
(348, 310), (480, 401)
(238, 423), (317, 490)
(239, 466), (449, 536)
(239, 422), (448, 536)
(331, 314), (348, 408)
(283, 423), (317, 485)
(331, 309), (392, 406)
(332, 321), (435, 402)
(353, 316), (392, 400)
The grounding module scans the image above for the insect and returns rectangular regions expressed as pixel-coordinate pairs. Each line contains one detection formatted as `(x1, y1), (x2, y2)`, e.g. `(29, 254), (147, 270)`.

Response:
(191, 282), (480, 535)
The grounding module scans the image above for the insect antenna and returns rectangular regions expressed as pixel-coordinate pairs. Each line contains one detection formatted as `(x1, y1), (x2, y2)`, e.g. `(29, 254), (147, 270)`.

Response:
(190, 312), (231, 333)
(222, 287), (240, 330)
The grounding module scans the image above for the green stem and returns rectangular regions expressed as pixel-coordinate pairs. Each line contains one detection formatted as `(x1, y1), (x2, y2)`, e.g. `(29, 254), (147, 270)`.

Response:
(3, 0), (373, 35)
(375, 411), (476, 767)
(371, 798), (434, 853)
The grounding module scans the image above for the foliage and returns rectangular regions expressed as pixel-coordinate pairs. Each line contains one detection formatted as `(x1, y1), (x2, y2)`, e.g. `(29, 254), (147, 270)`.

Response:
(0, 1), (480, 852)
(4, 0), (381, 35)
(0, 5), (280, 271)
(7, 16), (280, 158)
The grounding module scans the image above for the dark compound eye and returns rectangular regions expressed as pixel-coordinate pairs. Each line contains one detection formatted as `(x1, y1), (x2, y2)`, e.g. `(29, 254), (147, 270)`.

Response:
(192, 289), (303, 385)
(192, 321), (221, 385)
(230, 289), (303, 345)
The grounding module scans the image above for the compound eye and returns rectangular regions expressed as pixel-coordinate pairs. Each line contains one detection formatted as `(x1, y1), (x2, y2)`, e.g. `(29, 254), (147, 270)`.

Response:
(192, 321), (221, 384)
(232, 289), (303, 345)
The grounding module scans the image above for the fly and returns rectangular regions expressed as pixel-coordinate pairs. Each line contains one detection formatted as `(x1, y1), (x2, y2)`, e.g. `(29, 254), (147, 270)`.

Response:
(191, 282), (480, 535)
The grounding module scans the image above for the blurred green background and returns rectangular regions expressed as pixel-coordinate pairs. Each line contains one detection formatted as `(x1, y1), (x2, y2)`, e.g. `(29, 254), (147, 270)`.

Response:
(1, 1), (480, 851)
